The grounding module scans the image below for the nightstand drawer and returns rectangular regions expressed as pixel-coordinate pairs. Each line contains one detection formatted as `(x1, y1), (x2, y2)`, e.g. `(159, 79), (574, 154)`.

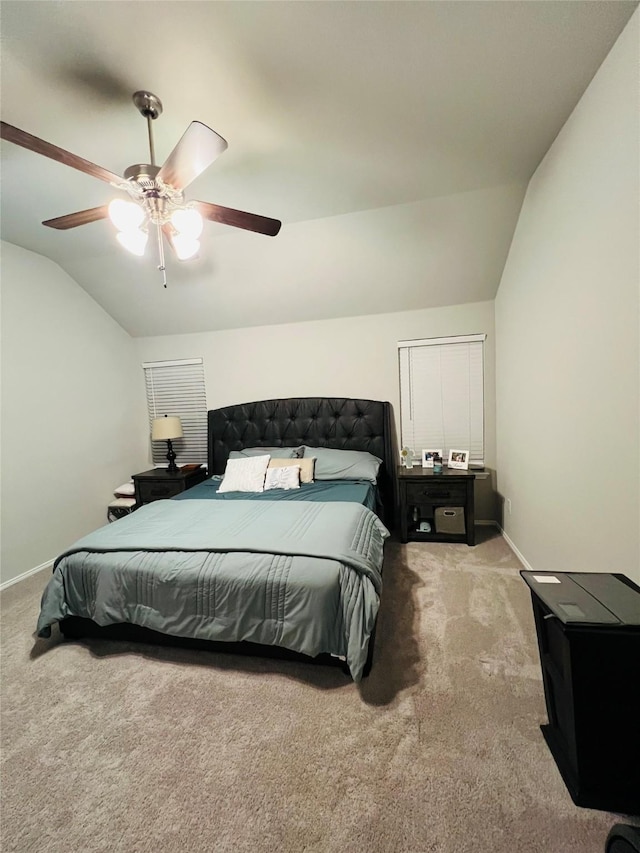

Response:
(132, 468), (208, 506)
(137, 481), (182, 503)
(404, 482), (467, 504)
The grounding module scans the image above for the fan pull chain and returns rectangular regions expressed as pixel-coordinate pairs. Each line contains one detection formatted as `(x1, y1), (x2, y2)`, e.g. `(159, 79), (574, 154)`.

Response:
(156, 223), (167, 287)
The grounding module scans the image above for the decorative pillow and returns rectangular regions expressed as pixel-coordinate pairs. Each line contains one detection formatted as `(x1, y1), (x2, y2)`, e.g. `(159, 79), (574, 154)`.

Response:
(302, 446), (382, 483)
(229, 446), (304, 460)
(264, 465), (301, 491)
(113, 482), (135, 497)
(218, 455), (270, 493)
(268, 457), (315, 484)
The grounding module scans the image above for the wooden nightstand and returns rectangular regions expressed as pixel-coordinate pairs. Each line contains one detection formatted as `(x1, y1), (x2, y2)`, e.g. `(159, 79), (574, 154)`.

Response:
(132, 467), (208, 506)
(397, 465), (476, 546)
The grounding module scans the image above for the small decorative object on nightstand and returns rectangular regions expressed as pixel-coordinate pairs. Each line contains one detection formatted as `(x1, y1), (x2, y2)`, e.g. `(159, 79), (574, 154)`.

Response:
(132, 466), (207, 506)
(400, 446), (413, 468)
(397, 465), (476, 545)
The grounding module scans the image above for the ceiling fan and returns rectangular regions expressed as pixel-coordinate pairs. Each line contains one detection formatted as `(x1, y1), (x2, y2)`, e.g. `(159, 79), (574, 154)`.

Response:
(0, 91), (281, 286)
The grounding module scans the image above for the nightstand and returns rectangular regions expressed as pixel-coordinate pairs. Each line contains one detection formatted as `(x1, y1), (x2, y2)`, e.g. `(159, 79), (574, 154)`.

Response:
(397, 466), (476, 546)
(132, 467), (208, 505)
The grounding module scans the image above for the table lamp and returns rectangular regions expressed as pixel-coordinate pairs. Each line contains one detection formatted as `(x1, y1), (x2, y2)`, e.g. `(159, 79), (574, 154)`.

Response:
(151, 415), (183, 472)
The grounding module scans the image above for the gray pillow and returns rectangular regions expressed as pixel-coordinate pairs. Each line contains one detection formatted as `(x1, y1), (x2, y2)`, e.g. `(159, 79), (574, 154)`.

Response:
(229, 446), (304, 460)
(302, 445), (382, 483)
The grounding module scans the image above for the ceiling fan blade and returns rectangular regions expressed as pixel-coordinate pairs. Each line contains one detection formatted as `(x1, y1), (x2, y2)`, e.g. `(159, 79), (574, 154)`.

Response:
(43, 206), (110, 230)
(157, 121), (227, 191)
(0, 122), (121, 185)
(194, 201), (281, 237)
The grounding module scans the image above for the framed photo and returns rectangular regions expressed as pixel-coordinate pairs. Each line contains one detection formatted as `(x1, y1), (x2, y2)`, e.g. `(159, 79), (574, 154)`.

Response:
(448, 449), (469, 470)
(421, 449), (442, 468)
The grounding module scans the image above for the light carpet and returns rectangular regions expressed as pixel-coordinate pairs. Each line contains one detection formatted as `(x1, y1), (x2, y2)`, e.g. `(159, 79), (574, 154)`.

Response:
(0, 528), (631, 853)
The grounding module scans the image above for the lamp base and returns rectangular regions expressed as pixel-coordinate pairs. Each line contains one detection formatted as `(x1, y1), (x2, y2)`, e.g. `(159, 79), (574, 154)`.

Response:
(166, 439), (178, 473)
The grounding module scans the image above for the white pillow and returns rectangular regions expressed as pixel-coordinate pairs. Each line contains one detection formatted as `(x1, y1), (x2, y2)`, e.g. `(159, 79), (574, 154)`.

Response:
(114, 482), (135, 497)
(264, 465), (301, 491)
(218, 455), (270, 493)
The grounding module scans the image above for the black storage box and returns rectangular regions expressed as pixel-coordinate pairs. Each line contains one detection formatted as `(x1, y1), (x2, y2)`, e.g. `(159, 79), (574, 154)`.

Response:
(521, 571), (640, 815)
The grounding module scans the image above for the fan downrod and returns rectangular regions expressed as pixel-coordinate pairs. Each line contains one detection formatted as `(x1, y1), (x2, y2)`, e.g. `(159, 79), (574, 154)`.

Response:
(132, 91), (163, 120)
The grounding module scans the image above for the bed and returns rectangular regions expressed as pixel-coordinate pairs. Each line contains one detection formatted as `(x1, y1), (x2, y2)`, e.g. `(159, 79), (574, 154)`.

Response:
(37, 397), (395, 681)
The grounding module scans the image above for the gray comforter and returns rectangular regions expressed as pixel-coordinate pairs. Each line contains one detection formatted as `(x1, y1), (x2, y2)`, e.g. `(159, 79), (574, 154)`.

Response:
(37, 499), (389, 681)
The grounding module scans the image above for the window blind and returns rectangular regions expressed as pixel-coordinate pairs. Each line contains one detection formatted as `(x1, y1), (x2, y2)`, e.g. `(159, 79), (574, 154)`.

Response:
(398, 334), (485, 465)
(142, 358), (207, 465)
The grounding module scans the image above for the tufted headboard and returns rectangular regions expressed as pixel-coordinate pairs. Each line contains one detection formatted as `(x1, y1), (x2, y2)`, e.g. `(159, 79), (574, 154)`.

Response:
(208, 397), (395, 528)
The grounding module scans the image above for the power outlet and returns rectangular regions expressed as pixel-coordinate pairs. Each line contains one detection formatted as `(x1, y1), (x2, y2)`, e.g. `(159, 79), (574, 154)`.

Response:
(506, 498), (512, 515)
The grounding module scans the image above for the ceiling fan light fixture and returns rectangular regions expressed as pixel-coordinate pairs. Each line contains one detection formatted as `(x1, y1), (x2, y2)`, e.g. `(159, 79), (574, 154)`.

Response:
(171, 208), (203, 239)
(1, 91), (281, 287)
(117, 228), (148, 257)
(173, 234), (200, 260)
(108, 198), (145, 232)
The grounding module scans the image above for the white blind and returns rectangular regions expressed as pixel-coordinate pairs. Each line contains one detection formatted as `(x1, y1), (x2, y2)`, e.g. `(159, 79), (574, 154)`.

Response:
(142, 358), (207, 465)
(399, 335), (485, 465)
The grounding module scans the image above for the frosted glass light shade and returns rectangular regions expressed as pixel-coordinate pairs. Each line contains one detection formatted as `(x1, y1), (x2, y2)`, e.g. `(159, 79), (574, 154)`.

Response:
(117, 229), (148, 256)
(151, 415), (183, 441)
(109, 199), (145, 231)
(173, 235), (200, 260)
(171, 208), (203, 239)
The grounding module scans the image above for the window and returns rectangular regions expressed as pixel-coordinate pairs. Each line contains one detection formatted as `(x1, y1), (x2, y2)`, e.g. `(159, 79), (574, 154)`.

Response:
(142, 358), (207, 465)
(398, 334), (486, 466)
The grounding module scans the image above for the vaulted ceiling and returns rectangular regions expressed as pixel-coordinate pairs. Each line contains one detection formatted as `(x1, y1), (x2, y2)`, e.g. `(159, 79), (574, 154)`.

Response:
(1, 1), (637, 336)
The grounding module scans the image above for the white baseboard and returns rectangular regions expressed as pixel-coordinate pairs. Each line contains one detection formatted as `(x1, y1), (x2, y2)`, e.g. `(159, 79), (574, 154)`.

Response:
(476, 519), (534, 570)
(0, 559), (53, 591)
(498, 526), (534, 572)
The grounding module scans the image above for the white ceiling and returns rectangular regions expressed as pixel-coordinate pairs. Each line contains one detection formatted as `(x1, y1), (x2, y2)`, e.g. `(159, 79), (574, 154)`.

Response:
(1, 1), (637, 337)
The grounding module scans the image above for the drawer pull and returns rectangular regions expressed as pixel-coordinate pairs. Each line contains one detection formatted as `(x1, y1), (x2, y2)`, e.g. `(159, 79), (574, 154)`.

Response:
(405, 483), (465, 497)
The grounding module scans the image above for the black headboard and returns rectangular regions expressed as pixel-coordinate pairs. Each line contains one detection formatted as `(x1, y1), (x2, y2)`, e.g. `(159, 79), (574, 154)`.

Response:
(208, 397), (395, 528)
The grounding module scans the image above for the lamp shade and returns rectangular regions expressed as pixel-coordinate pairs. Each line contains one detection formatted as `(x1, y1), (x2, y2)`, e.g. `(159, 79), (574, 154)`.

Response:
(172, 234), (200, 260)
(109, 198), (145, 231)
(171, 208), (203, 239)
(117, 228), (148, 256)
(151, 415), (183, 441)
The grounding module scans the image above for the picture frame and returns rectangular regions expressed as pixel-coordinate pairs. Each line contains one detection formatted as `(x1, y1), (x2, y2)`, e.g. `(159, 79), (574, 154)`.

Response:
(448, 449), (469, 470)
(421, 449), (443, 468)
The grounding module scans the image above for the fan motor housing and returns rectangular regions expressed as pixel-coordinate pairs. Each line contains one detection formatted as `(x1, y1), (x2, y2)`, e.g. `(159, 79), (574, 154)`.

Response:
(124, 163), (160, 187)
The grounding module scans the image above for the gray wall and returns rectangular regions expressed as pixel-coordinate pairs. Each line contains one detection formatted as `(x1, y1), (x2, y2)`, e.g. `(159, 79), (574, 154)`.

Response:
(0, 242), (148, 586)
(495, 10), (639, 584)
